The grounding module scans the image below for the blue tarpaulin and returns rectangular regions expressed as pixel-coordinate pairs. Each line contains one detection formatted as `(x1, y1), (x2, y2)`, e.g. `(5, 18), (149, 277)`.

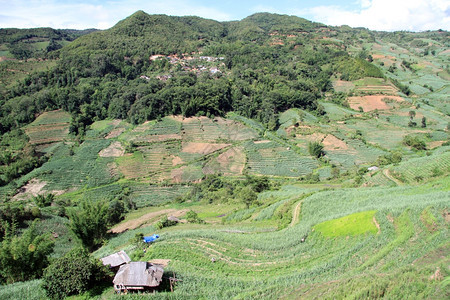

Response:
(143, 234), (159, 243)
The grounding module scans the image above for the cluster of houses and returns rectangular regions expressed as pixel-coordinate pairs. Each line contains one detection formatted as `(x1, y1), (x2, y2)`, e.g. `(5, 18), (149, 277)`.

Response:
(147, 53), (224, 79)
(101, 250), (164, 293)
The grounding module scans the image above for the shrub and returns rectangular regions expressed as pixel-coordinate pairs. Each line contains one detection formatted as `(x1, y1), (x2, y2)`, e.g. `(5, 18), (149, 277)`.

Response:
(33, 194), (54, 208)
(186, 210), (205, 224)
(155, 215), (178, 229)
(0, 221), (54, 284)
(403, 135), (426, 151)
(308, 141), (325, 158)
(42, 247), (109, 299)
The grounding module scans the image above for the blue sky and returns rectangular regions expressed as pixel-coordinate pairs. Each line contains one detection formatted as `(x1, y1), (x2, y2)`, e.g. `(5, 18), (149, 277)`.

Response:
(0, 0), (449, 31)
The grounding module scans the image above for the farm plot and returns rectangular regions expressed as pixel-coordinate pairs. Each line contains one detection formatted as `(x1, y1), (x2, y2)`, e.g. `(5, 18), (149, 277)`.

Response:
(21, 140), (115, 191)
(364, 171), (396, 187)
(24, 110), (71, 144)
(116, 143), (179, 179)
(348, 95), (404, 111)
(321, 102), (355, 121)
(180, 116), (258, 141)
(325, 138), (386, 169)
(121, 117), (182, 143)
(120, 182), (450, 299)
(390, 151), (450, 184)
(353, 77), (398, 94)
(129, 184), (191, 208)
(202, 146), (246, 176)
(171, 162), (205, 183)
(332, 80), (355, 93)
(244, 141), (318, 177)
(86, 119), (130, 139)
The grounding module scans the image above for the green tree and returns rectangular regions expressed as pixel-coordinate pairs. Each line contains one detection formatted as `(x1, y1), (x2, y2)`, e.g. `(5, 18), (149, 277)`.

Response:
(186, 210), (205, 224)
(308, 141), (325, 158)
(0, 221), (54, 283)
(239, 186), (258, 208)
(421, 116), (427, 128)
(42, 247), (109, 299)
(67, 200), (109, 251)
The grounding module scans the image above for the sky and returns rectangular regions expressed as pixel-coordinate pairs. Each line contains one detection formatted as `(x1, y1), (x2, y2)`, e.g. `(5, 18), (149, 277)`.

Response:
(0, 0), (449, 32)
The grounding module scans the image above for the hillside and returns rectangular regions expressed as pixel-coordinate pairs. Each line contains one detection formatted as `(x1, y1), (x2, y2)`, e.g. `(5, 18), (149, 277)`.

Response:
(0, 11), (448, 299)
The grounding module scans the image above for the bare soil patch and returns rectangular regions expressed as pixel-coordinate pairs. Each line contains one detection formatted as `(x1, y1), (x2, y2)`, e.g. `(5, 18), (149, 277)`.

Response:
(110, 209), (188, 233)
(332, 80), (355, 92)
(148, 259), (171, 267)
(105, 128), (125, 139)
(13, 179), (47, 200)
(322, 135), (348, 151)
(373, 216), (381, 234)
(172, 156), (184, 166)
(302, 133), (326, 142)
(290, 200), (303, 227)
(215, 146), (245, 175)
(428, 141), (445, 149)
(171, 167), (185, 183)
(182, 142), (229, 155)
(254, 140), (271, 144)
(348, 95), (404, 111)
(99, 141), (125, 157)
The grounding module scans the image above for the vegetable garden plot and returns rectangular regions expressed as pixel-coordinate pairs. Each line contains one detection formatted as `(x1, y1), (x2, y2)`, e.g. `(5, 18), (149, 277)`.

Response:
(245, 141), (317, 177)
(25, 110), (71, 145)
(25, 140), (115, 191)
(202, 146), (246, 176)
(391, 151), (450, 183)
(117, 143), (178, 179)
(129, 184), (191, 207)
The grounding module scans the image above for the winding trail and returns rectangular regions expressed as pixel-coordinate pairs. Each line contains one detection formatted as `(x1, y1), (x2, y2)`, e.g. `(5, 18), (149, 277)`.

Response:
(290, 200), (304, 227)
(110, 209), (188, 233)
(383, 169), (403, 186)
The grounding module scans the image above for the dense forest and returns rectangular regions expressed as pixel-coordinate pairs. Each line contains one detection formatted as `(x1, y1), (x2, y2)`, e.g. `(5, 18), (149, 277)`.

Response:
(0, 12), (385, 135)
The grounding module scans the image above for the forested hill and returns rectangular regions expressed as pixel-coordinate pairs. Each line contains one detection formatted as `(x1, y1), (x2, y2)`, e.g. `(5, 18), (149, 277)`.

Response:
(0, 27), (97, 60)
(1, 11), (388, 136)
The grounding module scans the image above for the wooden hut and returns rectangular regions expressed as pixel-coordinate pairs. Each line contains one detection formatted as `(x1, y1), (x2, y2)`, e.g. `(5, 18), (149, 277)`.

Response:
(101, 251), (131, 271)
(113, 262), (164, 293)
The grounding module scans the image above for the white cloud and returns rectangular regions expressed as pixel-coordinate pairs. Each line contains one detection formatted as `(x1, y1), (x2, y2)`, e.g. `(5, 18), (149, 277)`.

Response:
(298, 0), (450, 31)
(0, 0), (232, 29)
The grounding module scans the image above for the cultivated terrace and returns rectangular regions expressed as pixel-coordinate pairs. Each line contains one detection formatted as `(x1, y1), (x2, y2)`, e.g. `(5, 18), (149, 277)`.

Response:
(0, 11), (449, 299)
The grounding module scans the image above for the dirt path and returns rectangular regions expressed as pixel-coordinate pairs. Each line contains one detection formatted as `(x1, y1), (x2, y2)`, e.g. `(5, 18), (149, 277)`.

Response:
(383, 169), (403, 186)
(373, 216), (381, 234)
(290, 200), (304, 227)
(110, 209), (188, 233)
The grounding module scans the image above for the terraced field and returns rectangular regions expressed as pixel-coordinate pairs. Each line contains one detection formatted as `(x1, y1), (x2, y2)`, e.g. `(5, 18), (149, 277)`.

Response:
(24, 110), (71, 144)
(89, 178), (449, 299)
(244, 140), (318, 177)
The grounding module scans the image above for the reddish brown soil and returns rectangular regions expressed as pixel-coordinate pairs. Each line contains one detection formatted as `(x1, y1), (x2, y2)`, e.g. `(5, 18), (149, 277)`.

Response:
(182, 142), (230, 155)
(322, 135), (348, 151)
(348, 95), (404, 111)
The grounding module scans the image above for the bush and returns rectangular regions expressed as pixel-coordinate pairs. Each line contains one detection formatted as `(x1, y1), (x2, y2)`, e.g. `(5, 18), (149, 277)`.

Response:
(0, 221), (54, 283)
(403, 135), (426, 151)
(33, 194), (54, 208)
(155, 215), (178, 229)
(186, 210), (205, 224)
(308, 141), (325, 158)
(67, 200), (109, 251)
(42, 247), (109, 299)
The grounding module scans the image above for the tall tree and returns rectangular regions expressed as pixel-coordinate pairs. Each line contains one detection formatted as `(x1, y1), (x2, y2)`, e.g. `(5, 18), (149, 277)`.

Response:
(0, 221), (54, 283)
(67, 200), (109, 251)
